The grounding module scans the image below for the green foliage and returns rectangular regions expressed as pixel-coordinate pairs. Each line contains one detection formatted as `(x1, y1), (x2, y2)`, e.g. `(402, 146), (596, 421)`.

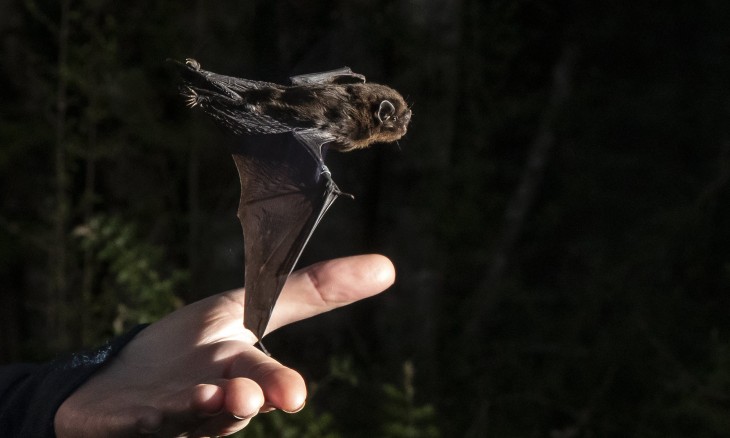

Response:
(2, 0), (730, 435)
(380, 361), (439, 438)
(74, 215), (185, 339)
(232, 355), (356, 438)
(231, 358), (439, 438)
(235, 406), (339, 438)
(656, 335), (730, 437)
(312, 354), (360, 392)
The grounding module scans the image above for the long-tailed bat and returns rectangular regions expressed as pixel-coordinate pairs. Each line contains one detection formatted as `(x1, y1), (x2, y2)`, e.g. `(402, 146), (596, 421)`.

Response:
(175, 58), (411, 344)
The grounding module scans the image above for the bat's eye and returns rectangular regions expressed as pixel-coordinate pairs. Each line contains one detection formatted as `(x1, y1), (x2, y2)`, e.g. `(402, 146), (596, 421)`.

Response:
(377, 100), (396, 123)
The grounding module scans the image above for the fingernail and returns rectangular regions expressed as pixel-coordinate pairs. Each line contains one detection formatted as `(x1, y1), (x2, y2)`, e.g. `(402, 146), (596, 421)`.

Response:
(282, 401), (306, 414)
(259, 404), (277, 413)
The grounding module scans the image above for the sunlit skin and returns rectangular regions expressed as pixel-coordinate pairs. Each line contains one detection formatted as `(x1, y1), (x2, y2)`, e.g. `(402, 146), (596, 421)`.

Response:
(54, 254), (395, 438)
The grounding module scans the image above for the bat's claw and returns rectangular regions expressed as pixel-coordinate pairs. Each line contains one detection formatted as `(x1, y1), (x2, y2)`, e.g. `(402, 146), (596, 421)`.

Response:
(185, 58), (201, 70)
(334, 186), (355, 199)
(183, 86), (201, 108)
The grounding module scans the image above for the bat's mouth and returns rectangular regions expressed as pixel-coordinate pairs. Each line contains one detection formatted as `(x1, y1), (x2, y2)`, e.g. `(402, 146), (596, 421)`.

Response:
(398, 109), (412, 136)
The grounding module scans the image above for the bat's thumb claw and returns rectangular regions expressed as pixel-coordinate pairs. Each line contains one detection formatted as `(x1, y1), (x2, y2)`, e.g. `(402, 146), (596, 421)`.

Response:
(185, 58), (201, 70)
(338, 190), (355, 200)
(330, 184), (354, 199)
(322, 168), (354, 199)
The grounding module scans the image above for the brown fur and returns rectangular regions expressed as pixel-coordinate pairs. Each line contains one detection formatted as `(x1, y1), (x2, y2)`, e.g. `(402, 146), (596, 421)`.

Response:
(180, 60), (411, 151)
(240, 83), (411, 151)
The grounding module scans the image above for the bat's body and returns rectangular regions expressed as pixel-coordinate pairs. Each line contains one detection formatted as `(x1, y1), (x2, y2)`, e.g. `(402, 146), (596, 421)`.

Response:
(176, 59), (410, 343)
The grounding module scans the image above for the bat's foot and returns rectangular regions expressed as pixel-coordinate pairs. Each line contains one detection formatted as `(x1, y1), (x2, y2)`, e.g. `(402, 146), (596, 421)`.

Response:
(182, 86), (202, 108)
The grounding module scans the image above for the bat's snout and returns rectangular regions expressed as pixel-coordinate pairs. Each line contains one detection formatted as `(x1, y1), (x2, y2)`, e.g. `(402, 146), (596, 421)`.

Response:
(403, 109), (412, 124)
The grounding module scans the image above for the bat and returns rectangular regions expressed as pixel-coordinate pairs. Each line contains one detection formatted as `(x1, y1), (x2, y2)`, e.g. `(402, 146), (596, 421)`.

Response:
(174, 58), (411, 345)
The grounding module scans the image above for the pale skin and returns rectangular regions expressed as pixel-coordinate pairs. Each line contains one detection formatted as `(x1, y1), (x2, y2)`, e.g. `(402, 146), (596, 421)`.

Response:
(54, 254), (395, 437)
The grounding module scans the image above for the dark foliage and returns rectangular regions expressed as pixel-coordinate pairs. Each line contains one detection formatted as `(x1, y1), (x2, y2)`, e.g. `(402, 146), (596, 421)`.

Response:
(1, 0), (729, 435)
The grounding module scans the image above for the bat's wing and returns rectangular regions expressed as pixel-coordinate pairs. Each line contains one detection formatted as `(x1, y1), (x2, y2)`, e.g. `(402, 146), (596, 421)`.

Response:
(231, 132), (342, 341)
(175, 58), (280, 94)
(290, 67), (366, 85)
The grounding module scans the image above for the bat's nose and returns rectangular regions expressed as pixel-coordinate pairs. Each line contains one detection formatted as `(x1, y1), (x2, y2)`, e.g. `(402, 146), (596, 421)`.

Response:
(404, 109), (412, 124)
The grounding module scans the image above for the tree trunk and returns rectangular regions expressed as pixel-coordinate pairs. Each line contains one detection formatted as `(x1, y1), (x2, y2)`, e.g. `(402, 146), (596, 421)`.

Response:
(464, 46), (576, 338)
(49, 0), (72, 353)
(80, 123), (97, 346)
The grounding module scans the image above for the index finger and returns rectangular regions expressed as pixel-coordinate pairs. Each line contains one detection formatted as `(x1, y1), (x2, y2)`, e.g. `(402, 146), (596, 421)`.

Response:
(265, 254), (395, 335)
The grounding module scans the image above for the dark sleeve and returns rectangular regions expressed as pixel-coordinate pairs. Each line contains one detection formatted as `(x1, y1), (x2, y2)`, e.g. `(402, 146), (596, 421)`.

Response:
(0, 324), (148, 437)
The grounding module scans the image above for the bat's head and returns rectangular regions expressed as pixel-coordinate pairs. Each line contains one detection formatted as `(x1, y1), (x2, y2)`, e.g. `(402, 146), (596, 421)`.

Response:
(366, 84), (412, 146)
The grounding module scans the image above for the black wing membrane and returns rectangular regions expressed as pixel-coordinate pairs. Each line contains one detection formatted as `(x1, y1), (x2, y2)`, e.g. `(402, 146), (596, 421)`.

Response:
(232, 133), (340, 341)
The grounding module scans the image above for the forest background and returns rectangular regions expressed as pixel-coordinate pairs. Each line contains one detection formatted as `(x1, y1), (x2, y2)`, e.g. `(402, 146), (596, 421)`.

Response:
(1, 1), (729, 436)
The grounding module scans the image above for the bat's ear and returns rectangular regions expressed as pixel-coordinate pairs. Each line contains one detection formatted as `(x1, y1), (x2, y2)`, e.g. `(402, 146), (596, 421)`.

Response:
(377, 100), (396, 123)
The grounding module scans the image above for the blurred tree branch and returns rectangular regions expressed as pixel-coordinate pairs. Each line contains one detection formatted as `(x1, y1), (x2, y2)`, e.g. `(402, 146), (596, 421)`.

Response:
(22, 0), (58, 35)
(464, 45), (576, 337)
(49, 0), (72, 352)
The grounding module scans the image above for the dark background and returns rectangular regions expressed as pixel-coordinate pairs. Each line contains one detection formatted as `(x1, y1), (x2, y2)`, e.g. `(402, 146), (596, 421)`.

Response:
(2, 1), (729, 436)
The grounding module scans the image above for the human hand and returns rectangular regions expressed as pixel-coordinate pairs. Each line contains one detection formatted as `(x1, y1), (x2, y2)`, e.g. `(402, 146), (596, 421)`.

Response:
(54, 254), (395, 437)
